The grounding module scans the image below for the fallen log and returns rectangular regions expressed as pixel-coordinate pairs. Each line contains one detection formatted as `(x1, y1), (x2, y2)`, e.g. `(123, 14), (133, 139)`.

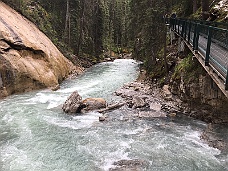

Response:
(97, 102), (125, 113)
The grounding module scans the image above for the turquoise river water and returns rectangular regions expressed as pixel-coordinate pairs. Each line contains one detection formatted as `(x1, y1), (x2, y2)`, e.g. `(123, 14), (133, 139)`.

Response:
(0, 59), (228, 171)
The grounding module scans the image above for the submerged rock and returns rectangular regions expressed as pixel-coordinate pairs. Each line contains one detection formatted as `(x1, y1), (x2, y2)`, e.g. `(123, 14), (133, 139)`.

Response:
(110, 159), (148, 171)
(99, 116), (106, 122)
(0, 2), (82, 98)
(201, 124), (227, 151)
(138, 111), (167, 118)
(62, 91), (83, 114)
(51, 84), (60, 91)
(168, 112), (177, 117)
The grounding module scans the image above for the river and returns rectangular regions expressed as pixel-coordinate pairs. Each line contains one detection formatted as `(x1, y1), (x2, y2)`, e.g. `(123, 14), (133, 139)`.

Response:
(0, 59), (227, 171)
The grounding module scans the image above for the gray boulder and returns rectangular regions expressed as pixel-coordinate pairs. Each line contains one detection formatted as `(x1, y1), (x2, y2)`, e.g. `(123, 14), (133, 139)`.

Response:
(62, 91), (84, 114)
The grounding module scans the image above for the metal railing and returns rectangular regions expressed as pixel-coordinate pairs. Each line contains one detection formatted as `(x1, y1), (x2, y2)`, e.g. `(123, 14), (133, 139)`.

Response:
(170, 18), (228, 90)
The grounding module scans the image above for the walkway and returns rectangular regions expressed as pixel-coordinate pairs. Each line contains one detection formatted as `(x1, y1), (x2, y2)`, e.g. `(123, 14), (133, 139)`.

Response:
(170, 18), (228, 97)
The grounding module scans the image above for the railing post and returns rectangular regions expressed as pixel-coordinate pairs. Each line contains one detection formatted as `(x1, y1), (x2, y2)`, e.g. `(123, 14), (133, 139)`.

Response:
(184, 21), (188, 40)
(226, 70), (228, 90)
(205, 26), (212, 66)
(178, 19), (182, 35)
(193, 23), (196, 49)
(196, 24), (200, 51)
(181, 20), (185, 37)
(188, 22), (192, 42)
(193, 23), (200, 51)
(172, 18), (175, 30)
(178, 20), (180, 34)
(170, 18), (172, 29)
(226, 30), (228, 48)
(176, 19), (178, 32)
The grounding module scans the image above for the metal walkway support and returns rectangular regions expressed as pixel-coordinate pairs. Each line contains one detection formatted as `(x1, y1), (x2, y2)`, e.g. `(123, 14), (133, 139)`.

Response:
(169, 18), (228, 97)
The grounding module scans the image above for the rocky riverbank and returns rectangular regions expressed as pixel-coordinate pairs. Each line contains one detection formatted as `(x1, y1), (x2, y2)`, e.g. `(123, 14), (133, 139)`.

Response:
(115, 81), (184, 119)
(116, 82), (228, 124)
(104, 78), (227, 170)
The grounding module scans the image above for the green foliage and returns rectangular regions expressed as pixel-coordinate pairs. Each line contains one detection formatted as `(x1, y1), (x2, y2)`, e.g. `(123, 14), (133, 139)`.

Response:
(171, 0), (194, 17)
(1, 0), (24, 11)
(128, 0), (168, 73)
(145, 48), (166, 81)
(101, 0), (131, 53)
(23, 2), (57, 39)
(4, 0), (201, 68)
(172, 54), (204, 83)
(189, 7), (203, 20)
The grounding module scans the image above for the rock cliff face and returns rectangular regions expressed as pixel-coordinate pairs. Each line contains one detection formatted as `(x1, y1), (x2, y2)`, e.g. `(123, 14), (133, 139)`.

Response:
(171, 72), (227, 105)
(170, 65), (228, 123)
(0, 2), (80, 98)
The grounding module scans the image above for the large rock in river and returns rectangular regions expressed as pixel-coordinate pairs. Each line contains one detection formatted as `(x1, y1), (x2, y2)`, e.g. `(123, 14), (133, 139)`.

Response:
(0, 2), (81, 98)
(82, 98), (107, 111)
(62, 91), (107, 114)
(62, 91), (83, 114)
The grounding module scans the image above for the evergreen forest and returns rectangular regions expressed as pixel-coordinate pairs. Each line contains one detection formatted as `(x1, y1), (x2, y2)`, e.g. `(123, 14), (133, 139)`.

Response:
(2, 0), (212, 71)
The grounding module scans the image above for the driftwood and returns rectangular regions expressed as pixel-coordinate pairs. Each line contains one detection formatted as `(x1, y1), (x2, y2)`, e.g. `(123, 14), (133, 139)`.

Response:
(97, 102), (125, 113)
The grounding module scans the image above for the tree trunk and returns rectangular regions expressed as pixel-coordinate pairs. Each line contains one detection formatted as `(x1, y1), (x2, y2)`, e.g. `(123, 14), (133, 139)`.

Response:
(68, 14), (71, 45)
(63, 0), (70, 43)
(76, 1), (86, 56)
(163, 24), (168, 75)
(201, 0), (209, 20)
(193, 0), (198, 13)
